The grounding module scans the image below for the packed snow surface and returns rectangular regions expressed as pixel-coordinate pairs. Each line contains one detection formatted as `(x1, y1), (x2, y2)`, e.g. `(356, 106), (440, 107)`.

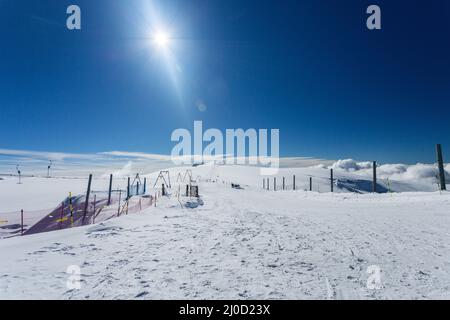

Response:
(1, 164), (450, 299)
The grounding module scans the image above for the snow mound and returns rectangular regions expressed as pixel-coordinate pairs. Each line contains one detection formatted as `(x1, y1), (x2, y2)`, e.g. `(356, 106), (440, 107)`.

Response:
(86, 222), (122, 234)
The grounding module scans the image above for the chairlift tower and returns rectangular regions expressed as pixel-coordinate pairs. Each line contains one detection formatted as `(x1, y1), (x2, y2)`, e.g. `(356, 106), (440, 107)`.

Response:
(16, 164), (22, 184)
(47, 160), (53, 178)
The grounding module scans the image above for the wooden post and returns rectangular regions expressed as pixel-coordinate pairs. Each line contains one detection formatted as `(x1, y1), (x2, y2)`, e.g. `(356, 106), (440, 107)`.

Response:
(127, 177), (131, 199)
(107, 174), (113, 205)
(274, 177), (276, 191)
(267, 178), (269, 190)
(282, 177), (285, 190)
(309, 177), (312, 191)
(263, 179), (265, 189)
(21, 209), (23, 236)
(139, 198), (142, 212)
(83, 174), (93, 219)
(330, 169), (334, 192)
(437, 144), (446, 191)
(372, 161), (377, 193)
(293, 175), (296, 190)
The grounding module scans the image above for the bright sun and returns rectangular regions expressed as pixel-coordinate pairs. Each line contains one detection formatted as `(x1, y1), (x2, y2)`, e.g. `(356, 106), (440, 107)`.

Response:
(154, 31), (170, 48)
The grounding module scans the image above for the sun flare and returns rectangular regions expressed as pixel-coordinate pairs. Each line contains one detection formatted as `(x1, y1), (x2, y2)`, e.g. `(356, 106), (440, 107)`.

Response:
(154, 31), (170, 48)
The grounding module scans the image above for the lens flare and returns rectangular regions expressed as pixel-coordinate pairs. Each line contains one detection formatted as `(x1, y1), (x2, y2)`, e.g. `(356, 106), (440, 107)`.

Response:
(154, 31), (170, 48)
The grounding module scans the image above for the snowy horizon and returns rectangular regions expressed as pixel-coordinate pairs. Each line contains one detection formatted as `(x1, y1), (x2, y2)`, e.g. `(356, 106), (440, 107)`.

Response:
(1, 147), (449, 182)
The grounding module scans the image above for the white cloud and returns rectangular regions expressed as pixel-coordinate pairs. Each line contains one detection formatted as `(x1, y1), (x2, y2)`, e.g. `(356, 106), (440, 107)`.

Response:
(110, 161), (134, 178)
(327, 159), (448, 182)
(329, 159), (372, 171)
(98, 151), (172, 161)
(0, 148), (97, 161)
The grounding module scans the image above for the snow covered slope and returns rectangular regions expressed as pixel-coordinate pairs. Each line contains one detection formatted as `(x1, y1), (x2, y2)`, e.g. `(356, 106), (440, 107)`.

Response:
(1, 168), (450, 299)
(0, 163), (442, 239)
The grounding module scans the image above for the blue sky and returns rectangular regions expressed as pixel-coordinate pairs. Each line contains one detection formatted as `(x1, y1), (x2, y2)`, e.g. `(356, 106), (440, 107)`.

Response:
(1, 0), (450, 164)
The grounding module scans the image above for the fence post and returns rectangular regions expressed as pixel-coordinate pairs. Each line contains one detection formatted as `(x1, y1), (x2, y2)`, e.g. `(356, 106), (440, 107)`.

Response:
(21, 209), (23, 236)
(107, 174), (113, 205)
(309, 177), (312, 191)
(274, 177), (276, 191)
(372, 161), (377, 193)
(330, 169), (334, 192)
(282, 177), (285, 190)
(83, 174), (93, 219)
(263, 179), (265, 189)
(127, 177), (131, 199)
(437, 144), (446, 191)
(293, 175), (296, 190)
(117, 190), (122, 216)
(267, 178), (269, 190)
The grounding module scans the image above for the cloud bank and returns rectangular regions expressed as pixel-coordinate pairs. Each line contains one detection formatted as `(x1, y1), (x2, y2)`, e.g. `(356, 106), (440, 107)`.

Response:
(327, 159), (449, 181)
(1, 148), (447, 182)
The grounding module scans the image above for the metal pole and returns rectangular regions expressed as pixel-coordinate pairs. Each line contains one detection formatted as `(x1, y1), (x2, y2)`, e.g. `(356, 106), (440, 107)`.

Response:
(263, 179), (265, 189)
(143, 178), (147, 194)
(83, 174), (93, 218)
(282, 177), (285, 190)
(21, 209), (23, 235)
(274, 177), (276, 191)
(117, 190), (122, 216)
(293, 175), (296, 190)
(372, 161), (377, 193)
(127, 177), (131, 199)
(330, 169), (334, 192)
(107, 174), (113, 205)
(437, 144), (446, 191)
(309, 177), (312, 191)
